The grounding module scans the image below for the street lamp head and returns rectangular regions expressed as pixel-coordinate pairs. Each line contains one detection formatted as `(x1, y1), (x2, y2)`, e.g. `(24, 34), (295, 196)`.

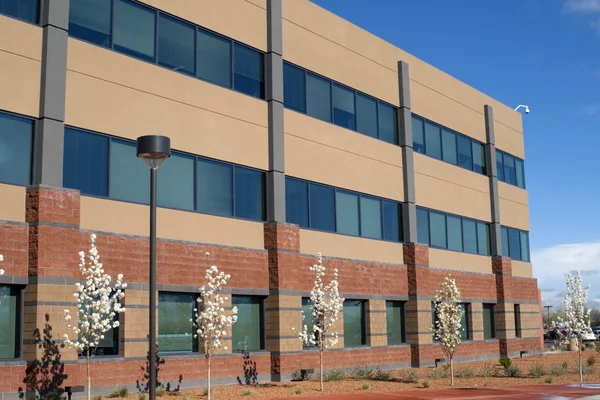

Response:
(136, 135), (171, 170)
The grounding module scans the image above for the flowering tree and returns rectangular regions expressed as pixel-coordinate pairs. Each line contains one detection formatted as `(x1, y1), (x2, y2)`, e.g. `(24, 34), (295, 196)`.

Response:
(192, 255), (238, 400)
(292, 253), (344, 392)
(0, 253), (4, 275)
(63, 234), (127, 400)
(431, 274), (463, 387)
(563, 271), (592, 383)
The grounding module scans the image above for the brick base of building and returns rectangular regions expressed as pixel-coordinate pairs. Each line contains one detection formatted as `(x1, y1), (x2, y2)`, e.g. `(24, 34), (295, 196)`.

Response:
(0, 186), (543, 398)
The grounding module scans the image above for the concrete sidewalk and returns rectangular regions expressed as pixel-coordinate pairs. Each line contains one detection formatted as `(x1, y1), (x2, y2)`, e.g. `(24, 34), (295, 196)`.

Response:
(275, 384), (600, 399)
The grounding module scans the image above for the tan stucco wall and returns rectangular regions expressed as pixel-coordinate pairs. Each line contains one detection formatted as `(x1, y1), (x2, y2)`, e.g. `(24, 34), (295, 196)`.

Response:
(65, 38), (268, 170)
(0, 184), (26, 223)
(80, 197), (265, 250)
(429, 248), (493, 274)
(511, 260), (533, 278)
(414, 154), (491, 221)
(0, 15), (42, 117)
(300, 229), (403, 265)
(138, 0), (266, 51)
(498, 182), (529, 231)
(285, 110), (404, 201)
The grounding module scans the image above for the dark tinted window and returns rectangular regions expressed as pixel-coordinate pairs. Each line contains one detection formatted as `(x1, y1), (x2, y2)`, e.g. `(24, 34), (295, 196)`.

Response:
(0, 112), (33, 186)
(441, 129), (457, 165)
(383, 200), (401, 242)
(412, 116), (425, 154)
(157, 152), (194, 211)
(285, 177), (309, 228)
(309, 183), (335, 232)
(233, 43), (264, 98)
(63, 128), (109, 196)
(483, 304), (495, 339)
(515, 159), (525, 188)
(520, 231), (530, 262)
(343, 300), (366, 346)
(158, 292), (197, 353)
(196, 158), (233, 217)
(0, 286), (20, 359)
(503, 154), (516, 185)
(306, 73), (331, 122)
(424, 121), (441, 159)
(446, 215), (462, 251)
(501, 226), (510, 257)
(232, 296), (264, 351)
(335, 191), (359, 236)
(496, 150), (504, 181)
(113, 0), (156, 62)
(234, 167), (265, 220)
(429, 211), (446, 248)
(477, 222), (490, 256)
(360, 196), (382, 239)
(283, 62), (306, 113)
(462, 219), (477, 254)
(378, 103), (397, 145)
(472, 142), (486, 174)
(416, 207), (429, 245)
(457, 135), (472, 170)
(332, 84), (356, 130)
(0, 0), (37, 23)
(356, 94), (377, 138)
(197, 29), (231, 88)
(158, 13), (195, 75)
(509, 228), (522, 260)
(386, 301), (405, 345)
(109, 139), (149, 204)
(69, 0), (111, 46)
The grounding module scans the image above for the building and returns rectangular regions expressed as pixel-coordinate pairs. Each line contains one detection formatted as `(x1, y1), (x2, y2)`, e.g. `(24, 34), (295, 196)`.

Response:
(0, 0), (543, 397)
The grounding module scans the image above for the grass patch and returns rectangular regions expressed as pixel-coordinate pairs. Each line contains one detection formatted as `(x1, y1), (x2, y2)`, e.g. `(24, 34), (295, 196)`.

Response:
(551, 365), (566, 376)
(401, 369), (420, 383)
(455, 366), (474, 378)
(421, 380), (430, 388)
(138, 394), (145, 400)
(323, 369), (346, 382)
(294, 388), (303, 395)
(479, 363), (500, 378)
(372, 369), (394, 382)
(155, 387), (166, 397)
(587, 354), (596, 366)
(504, 365), (522, 378)
(93, 396), (103, 400)
(545, 376), (553, 384)
(361, 383), (370, 390)
(529, 364), (546, 377)
(429, 367), (449, 379)
(351, 366), (374, 380)
(241, 389), (253, 396)
(109, 387), (128, 399)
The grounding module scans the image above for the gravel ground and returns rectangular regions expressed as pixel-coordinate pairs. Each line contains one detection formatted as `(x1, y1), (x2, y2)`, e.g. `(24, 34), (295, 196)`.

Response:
(124, 351), (600, 400)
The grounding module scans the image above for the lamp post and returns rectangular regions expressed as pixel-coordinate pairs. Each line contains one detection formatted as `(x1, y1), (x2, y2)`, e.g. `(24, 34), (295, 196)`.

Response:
(544, 305), (553, 329)
(136, 135), (171, 400)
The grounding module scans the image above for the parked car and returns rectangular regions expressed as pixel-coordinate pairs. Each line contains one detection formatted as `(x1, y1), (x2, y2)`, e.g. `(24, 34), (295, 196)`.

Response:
(571, 330), (596, 342)
(594, 329), (600, 340)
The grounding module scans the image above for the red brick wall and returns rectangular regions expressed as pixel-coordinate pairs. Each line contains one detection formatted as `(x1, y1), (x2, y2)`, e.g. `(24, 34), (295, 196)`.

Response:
(0, 223), (28, 277)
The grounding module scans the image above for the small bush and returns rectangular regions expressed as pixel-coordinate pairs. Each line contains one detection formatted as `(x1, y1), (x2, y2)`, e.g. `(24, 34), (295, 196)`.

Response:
(422, 380), (430, 388)
(562, 361), (568, 370)
(202, 388), (209, 396)
(290, 370), (303, 381)
(372, 369), (394, 382)
(401, 369), (420, 383)
(551, 365), (566, 376)
(180, 395), (189, 400)
(361, 383), (370, 390)
(138, 394), (145, 400)
(323, 368), (346, 382)
(156, 387), (166, 397)
(352, 366), (374, 380)
(587, 354), (596, 366)
(529, 364), (546, 377)
(429, 367), (449, 379)
(45, 394), (63, 400)
(456, 366), (474, 378)
(583, 365), (595, 375)
(110, 387), (128, 399)
(545, 376), (553, 384)
(499, 356), (512, 369)
(294, 388), (303, 395)
(93, 396), (103, 400)
(479, 363), (500, 378)
(504, 365), (522, 377)
(242, 389), (253, 396)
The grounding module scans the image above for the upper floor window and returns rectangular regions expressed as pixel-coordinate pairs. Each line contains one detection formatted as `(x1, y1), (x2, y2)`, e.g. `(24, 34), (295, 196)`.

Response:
(0, 286), (20, 359)
(501, 226), (530, 262)
(283, 62), (398, 145)
(0, 0), (38, 24)
(285, 177), (403, 242)
(496, 150), (526, 189)
(63, 127), (266, 222)
(0, 111), (34, 187)
(68, 0), (265, 99)
(417, 207), (490, 256)
(412, 114), (486, 176)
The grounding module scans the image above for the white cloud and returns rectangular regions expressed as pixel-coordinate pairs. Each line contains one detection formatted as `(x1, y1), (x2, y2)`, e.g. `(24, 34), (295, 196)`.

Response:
(563, 0), (600, 13)
(532, 242), (600, 306)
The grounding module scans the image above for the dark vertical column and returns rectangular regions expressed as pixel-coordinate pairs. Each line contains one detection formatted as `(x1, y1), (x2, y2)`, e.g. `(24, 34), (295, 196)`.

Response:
(32, 0), (70, 187)
(266, 0), (286, 223)
(484, 105), (502, 256)
(397, 61), (417, 243)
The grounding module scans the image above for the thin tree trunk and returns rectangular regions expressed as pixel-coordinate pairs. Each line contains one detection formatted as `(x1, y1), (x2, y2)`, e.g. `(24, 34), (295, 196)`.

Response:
(450, 357), (454, 387)
(579, 341), (583, 383)
(207, 357), (211, 400)
(319, 349), (323, 392)
(86, 351), (91, 400)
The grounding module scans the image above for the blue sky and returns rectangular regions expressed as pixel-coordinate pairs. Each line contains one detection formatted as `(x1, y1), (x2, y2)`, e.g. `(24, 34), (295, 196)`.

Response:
(311, 0), (600, 306)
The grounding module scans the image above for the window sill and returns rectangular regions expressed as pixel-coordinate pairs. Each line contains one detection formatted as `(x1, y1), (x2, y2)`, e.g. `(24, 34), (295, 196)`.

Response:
(0, 359), (26, 366)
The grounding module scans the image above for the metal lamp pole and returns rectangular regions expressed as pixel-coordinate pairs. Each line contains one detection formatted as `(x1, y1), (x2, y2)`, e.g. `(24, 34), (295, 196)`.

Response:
(136, 135), (171, 400)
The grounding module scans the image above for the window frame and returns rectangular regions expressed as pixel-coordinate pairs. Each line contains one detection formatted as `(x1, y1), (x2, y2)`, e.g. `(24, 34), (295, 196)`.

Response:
(0, 285), (23, 361)
(231, 295), (266, 352)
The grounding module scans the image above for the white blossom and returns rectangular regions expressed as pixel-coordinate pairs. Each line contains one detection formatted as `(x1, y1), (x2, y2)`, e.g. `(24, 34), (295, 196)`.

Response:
(431, 274), (463, 387)
(63, 234), (127, 400)
(193, 264), (237, 400)
(0, 253), (4, 276)
(292, 253), (344, 392)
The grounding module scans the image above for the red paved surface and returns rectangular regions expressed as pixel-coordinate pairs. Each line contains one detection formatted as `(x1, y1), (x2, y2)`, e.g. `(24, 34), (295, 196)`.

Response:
(275, 385), (600, 399)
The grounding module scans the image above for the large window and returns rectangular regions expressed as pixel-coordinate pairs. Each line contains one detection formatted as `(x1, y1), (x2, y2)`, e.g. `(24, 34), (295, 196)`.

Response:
(501, 226), (530, 262)
(416, 207), (490, 256)
(386, 301), (405, 345)
(343, 300), (366, 347)
(412, 114), (486, 176)
(69, 0), (265, 99)
(63, 127), (266, 222)
(232, 296), (264, 352)
(0, 0), (37, 24)
(285, 177), (403, 242)
(0, 286), (20, 359)
(0, 111), (34, 186)
(158, 292), (197, 353)
(432, 302), (470, 341)
(95, 314), (119, 356)
(283, 62), (398, 145)
(483, 303), (496, 339)
(496, 150), (526, 189)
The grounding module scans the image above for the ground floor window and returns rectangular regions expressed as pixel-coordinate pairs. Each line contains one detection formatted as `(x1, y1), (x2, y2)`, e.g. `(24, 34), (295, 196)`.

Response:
(483, 303), (496, 339)
(158, 292), (198, 353)
(0, 286), (20, 359)
(232, 296), (264, 351)
(386, 301), (405, 345)
(514, 304), (521, 338)
(344, 299), (366, 346)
